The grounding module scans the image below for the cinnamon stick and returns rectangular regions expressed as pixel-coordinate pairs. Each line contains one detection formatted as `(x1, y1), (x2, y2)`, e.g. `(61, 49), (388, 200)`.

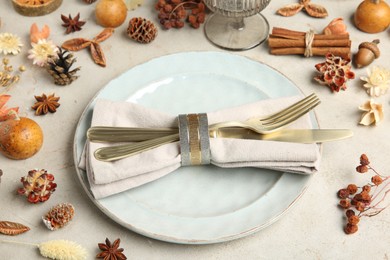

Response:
(268, 27), (351, 58)
(269, 37), (351, 48)
(271, 27), (350, 40)
(270, 47), (351, 58)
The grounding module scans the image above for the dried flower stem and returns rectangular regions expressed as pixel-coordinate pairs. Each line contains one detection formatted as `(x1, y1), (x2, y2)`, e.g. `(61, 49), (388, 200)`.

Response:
(1, 239), (38, 247)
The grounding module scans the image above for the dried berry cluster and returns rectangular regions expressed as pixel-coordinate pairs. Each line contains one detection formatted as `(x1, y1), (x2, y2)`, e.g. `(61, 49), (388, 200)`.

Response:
(338, 154), (389, 234)
(155, 0), (206, 29)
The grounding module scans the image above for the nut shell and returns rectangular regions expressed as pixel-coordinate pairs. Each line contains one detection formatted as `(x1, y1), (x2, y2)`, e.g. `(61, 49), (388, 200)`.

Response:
(12, 0), (63, 17)
(355, 40), (380, 68)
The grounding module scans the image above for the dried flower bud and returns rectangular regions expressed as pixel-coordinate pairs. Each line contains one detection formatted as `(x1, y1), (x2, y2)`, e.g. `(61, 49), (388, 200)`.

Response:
(371, 175), (383, 186)
(356, 165), (368, 173)
(338, 188), (350, 199)
(347, 184), (358, 195)
(360, 154), (370, 166)
(344, 223), (358, 234)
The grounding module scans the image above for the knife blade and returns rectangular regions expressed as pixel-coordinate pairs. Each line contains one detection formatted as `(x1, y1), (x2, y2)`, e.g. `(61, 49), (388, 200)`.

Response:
(210, 128), (353, 143)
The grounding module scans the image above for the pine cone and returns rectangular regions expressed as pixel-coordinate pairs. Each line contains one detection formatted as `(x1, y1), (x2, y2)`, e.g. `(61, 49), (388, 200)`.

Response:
(17, 169), (57, 204)
(127, 17), (158, 44)
(43, 203), (75, 230)
(46, 47), (80, 86)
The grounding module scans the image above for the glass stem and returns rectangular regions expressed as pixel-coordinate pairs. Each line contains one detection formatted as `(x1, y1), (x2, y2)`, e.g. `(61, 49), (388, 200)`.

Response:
(230, 17), (245, 30)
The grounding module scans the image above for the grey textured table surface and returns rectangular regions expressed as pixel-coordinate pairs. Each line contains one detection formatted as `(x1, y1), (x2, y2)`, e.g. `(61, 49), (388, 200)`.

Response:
(1, 0), (390, 259)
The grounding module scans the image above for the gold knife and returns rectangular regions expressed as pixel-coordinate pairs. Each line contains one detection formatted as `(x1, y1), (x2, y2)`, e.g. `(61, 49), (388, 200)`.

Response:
(210, 128), (353, 143)
(94, 128), (353, 161)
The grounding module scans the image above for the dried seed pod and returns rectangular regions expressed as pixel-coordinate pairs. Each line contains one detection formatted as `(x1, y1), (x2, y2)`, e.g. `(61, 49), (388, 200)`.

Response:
(42, 203), (75, 230)
(16, 169), (57, 203)
(127, 17), (158, 44)
(354, 39), (380, 68)
(0, 221), (30, 235)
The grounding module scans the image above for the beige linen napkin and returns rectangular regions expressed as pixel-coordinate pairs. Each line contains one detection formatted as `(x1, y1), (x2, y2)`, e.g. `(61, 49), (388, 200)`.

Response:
(79, 96), (321, 199)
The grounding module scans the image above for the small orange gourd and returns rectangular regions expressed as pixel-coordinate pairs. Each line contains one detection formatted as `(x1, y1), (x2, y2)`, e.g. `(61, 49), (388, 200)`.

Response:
(354, 0), (390, 33)
(0, 117), (43, 159)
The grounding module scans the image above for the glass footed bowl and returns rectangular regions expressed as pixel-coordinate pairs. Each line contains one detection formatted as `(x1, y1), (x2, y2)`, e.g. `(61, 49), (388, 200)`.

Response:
(204, 0), (271, 50)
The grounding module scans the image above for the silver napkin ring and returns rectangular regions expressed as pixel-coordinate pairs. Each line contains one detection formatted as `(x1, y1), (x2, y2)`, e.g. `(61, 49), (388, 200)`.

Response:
(178, 113), (211, 166)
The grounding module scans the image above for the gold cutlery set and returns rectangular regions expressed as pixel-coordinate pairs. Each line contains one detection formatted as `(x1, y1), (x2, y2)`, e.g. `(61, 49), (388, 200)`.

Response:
(87, 93), (353, 162)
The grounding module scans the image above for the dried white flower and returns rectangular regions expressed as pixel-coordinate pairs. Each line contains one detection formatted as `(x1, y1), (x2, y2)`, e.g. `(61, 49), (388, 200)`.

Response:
(0, 33), (23, 55)
(358, 99), (383, 126)
(28, 39), (58, 67)
(361, 66), (390, 97)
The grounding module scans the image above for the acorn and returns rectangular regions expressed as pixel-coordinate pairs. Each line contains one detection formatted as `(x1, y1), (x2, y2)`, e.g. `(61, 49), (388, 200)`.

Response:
(354, 39), (380, 68)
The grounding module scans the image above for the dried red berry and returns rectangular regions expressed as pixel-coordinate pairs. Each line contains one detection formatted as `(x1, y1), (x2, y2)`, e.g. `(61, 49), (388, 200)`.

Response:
(345, 209), (355, 218)
(362, 185), (371, 192)
(338, 188), (349, 199)
(359, 191), (372, 203)
(348, 215), (360, 225)
(347, 184), (358, 195)
(155, 0), (205, 30)
(371, 175), (383, 186)
(355, 201), (365, 212)
(360, 154), (370, 166)
(356, 165), (368, 173)
(344, 223), (358, 234)
(339, 199), (351, 209)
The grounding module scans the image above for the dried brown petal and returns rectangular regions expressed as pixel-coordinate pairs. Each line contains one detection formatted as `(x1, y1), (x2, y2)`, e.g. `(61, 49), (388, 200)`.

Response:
(305, 3), (328, 18)
(93, 28), (115, 43)
(276, 3), (304, 16)
(90, 42), (106, 67)
(0, 221), (30, 236)
(62, 38), (91, 51)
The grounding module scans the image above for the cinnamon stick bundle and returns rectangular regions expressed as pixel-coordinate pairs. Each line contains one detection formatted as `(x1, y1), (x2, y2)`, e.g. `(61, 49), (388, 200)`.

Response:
(268, 27), (351, 58)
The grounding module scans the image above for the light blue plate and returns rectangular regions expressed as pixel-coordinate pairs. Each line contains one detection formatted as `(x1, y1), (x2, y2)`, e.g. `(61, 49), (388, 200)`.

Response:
(74, 51), (318, 244)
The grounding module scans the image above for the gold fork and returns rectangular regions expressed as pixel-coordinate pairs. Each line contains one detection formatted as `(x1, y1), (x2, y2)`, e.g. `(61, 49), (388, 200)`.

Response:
(93, 93), (320, 162)
(88, 93), (320, 143)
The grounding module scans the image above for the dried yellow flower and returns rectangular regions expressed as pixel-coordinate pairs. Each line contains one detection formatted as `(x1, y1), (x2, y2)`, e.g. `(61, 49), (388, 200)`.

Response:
(358, 99), (383, 126)
(361, 66), (390, 97)
(0, 33), (23, 55)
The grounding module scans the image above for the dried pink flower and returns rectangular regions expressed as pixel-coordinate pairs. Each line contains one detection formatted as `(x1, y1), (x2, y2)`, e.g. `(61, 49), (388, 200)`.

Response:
(17, 169), (57, 203)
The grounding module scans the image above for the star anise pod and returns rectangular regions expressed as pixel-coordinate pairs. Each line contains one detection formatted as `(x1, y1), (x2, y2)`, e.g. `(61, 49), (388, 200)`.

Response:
(31, 93), (60, 115)
(97, 238), (127, 260)
(61, 13), (86, 34)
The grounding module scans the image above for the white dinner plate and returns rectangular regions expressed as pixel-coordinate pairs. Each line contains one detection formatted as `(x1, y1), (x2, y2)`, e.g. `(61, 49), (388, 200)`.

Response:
(73, 51), (318, 244)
